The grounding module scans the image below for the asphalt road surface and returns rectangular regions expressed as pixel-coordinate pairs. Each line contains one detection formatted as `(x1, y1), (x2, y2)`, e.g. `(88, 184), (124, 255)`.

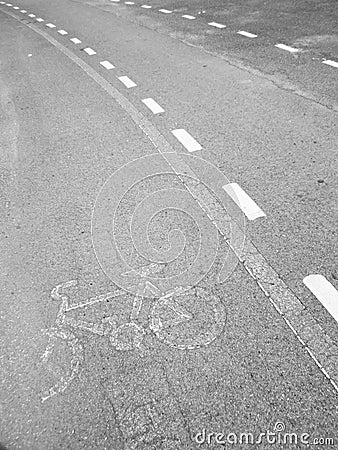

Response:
(0, 0), (337, 449)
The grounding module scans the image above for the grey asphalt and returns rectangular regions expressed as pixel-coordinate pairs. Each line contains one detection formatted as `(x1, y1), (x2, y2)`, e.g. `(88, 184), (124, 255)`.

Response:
(0, 0), (337, 449)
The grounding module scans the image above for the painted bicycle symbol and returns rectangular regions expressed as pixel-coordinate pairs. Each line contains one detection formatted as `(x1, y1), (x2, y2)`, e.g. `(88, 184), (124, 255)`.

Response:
(40, 263), (226, 402)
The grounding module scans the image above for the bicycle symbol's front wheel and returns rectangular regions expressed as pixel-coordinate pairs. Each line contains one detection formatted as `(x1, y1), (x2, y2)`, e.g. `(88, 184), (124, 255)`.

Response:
(150, 286), (226, 350)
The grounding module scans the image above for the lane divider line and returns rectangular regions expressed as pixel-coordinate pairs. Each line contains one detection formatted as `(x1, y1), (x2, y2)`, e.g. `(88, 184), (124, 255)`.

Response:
(142, 98), (164, 114)
(304, 275), (338, 324)
(124, 1), (135, 4)
(100, 60), (115, 70)
(182, 14), (196, 19)
(208, 22), (226, 29)
(46, 23), (56, 28)
(118, 75), (137, 88)
(70, 37), (81, 44)
(275, 43), (299, 53)
(237, 30), (257, 38)
(28, 13), (36, 17)
(36, 18), (44, 22)
(13, 6), (19, 9)
(110, 0), (120, 2)
(141, 4), (152, 8)
(322, 59), (338, 69)
(58, 30), (68, 35)
(159, 9), (172, 14)
(20, 9), (27, 13)
(83, 47), (96, 55)
(222, 183), (266, 221)
(171, 129), (202, 152)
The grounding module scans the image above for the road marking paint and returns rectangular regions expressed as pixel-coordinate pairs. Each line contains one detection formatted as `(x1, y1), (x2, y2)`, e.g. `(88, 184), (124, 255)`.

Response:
(222, 183), (266, 220)
(46, 23), (56, 28)
(70, 37), (81, 44)
(322, 59), (338, 69)
(208, 22), (226, 28)
(0, 2), (5, 4)
(182, 14), (196, 19)
(100, 60), (115, 70)
(124, 1), (134, 4)
(118, 75), (137, 88)
(159, 9), (172, 13)
(20, 9), (27, 13)
(36, 18), (44, 22)
(275, 43), (299, 53)
(13, 6), (19, 9)
(110, 0), (120, 2)
(141, 4), (152, 8)
(237, 30), (257, 38)
(58, 30), (68, 35)
(83, 47), (96, 55)
(8, 9), (338, 394)
(5, 3), (13, 6)
(304, 275), (338, 323)
(142, 98), (164, 114)
(171, 129), (202, 152)
(28, 13), (36, 17)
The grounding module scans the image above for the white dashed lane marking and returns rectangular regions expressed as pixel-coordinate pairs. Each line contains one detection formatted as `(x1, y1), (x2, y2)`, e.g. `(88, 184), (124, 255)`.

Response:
(222, 183), (266, 220)
(13, 6), (19, 9)
(159, 9), (172, 13)
(124, 1), (134, 4)
(100, 60), (115, 70)
(275, 43), (299, 53)
(20, 10), (27, 13)
(58, 30), (68, 35)
(83, 47), (96, 55)
(208, 22), (226, 29)
(46, 23), (56, 28)
(70, 37), (81, 44)
(36, 18), (44, 22)
(304, 275), (338, 323)
(141, 4), (152, 8)
(171, 129), (202, 152)
(182, 14), (196, 19)
(237, 30), (257, 38)
(118, 76), (137, 88)
(28, 13), (36, 17)
(322, 59), (338, 69)
(5, 3), (13, 6)
(142, 98), (164, 114)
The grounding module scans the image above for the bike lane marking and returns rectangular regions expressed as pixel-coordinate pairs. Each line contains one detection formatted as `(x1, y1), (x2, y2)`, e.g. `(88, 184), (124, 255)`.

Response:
(2, 8), (337, 393)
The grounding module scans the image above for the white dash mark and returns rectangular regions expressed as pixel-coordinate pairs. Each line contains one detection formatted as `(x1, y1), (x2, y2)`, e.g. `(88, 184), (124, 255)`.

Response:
(36, 18), (44, 22)
(222, 183), (266, 220)
(70, 37), (81, 44)
(322, 59), (338, 69)
(110, 0), (120, 2)
(141, 4), (152, 8)
(100, 60), (115, 70)
(142, 98), (164, 114)
(58, 30), (68, 35)
(125, 1), (134, 4)
(208, 21), (226, 28)
(83, 47), (96, 55)
(182, 14), (196, 19)
(304, 275), (338, 324)
(159, 9), (172, 13)
(6, 4), (13, 6)
(20, 9), (27, 13)
(237, 30), (257, 38)
(275, 43), (299, 53)
(118, 76), (137, 88)
(171, 129), (202, 152)
(28, 13), (36, 17)
(13, 6), (20, 9)
(0, 2), (5, 4)
(46, 23), (56, 28)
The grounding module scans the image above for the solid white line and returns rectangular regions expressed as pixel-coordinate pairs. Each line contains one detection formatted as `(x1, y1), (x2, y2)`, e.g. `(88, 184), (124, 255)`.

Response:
(182, 14), (196, 19)
(159, 9), (172, 13)
(141, 4), (152, 7)
(36, 18), (44, 22)
(100, 60), (115, 70)
(208, 21), (226, 28)
(58, 30), (68, 35)
(237, 30), (257, 38)
(28, 13), (36, 17)
(83, 47), (96, 55)
(118, 76), (137, 88)
(46, 23), (56, 28)
(275, 43), (299, 53)
(322, 59), (338, 69)
(142, 98), (164, 114)
(222, 183), (266, 220)
(70, 37), (81, 44)
(304, 275), (338, 323)
(171, 129), (202, 152)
